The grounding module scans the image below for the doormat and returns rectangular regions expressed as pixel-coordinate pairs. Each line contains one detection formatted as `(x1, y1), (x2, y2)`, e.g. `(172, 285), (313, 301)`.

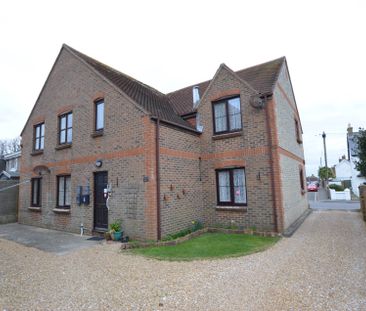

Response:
(87, 236), (104, 241)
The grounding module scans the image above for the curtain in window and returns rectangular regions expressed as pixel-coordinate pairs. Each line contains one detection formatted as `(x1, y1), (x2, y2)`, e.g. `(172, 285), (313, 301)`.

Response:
(35, 126), (40, 150)
(96, 102), (104, 130)
(218, 171), (230, 202)
(58, 177), (65, 206)
(40, 124), (45, 149)
(32, 179), (39, 206)
(214, 103), (227, 132)
(67, 114), (73, 143)
(228, 97), (241, 130)
(233, 169), (246, 203)
(65, 176), (71, 206)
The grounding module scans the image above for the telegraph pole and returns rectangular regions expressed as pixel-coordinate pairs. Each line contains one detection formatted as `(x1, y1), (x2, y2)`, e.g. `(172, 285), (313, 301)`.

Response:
(322, 131), (328, 182)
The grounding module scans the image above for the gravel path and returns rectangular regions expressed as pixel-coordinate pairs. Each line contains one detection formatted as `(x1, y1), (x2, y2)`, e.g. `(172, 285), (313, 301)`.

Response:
(1, 211), (365, 310)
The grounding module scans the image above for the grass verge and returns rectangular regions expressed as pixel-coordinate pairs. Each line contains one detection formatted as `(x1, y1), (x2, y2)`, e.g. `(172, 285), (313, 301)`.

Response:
(131, 233), (279, 261)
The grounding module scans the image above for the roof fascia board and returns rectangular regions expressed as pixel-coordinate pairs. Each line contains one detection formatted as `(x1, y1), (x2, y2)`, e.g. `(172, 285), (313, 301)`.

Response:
(275, 59), (303, 133)
(197, 63), (258, 110)
(64, 45), (150, 116)
(150, 116), (200, 135)
(20, 46), (66, 136)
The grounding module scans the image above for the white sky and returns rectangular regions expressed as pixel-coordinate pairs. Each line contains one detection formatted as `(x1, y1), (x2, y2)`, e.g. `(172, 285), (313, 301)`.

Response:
(1, 0), (365, 176)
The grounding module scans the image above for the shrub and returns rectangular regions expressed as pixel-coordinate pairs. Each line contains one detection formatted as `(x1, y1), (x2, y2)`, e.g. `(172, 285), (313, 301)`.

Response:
(109, 220), (122, 232)
(191, 220), (203, 232)
(329, 184), (344, 191)
(163, 220), (204, 241)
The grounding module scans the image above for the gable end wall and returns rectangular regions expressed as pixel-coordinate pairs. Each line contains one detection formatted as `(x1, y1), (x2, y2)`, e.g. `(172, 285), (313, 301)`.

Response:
(274, 65), (308, 229)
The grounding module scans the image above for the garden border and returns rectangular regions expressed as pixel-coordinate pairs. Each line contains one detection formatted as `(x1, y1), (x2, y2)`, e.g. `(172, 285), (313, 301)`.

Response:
(120, 227), (280, 250)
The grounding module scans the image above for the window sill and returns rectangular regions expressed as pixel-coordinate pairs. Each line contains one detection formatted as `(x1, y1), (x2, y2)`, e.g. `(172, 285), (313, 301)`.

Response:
(28, 206), (41, 212)
(216, 206), (247, 212)
(53, 208), (71, 214)
(31, 150), (44, 156)
(91, 130), (104, 138)
(55, 143), (72, 150)
(212, 131), (243, 140)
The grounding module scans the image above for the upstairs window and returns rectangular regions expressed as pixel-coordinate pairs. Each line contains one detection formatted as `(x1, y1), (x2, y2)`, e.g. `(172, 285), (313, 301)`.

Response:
(295, 119), (302, 143)
(57, 175), (71, 208)
(34, 123), (45, 151)
(59, 112), (72, 145)
(95, 99), (104, 131)
(213, 97), (242, 134)
(31, 178), (42, 207)
(216, 168), (247, 206)
(6, 158), (18, 172)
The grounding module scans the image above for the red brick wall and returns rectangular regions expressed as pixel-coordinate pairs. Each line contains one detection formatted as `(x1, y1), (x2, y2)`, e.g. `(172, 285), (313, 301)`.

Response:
(19, 48), (306, 239)
(19, 48), (152, 239)
(196, 66), (277, 231)
(158, 124), (203, 237)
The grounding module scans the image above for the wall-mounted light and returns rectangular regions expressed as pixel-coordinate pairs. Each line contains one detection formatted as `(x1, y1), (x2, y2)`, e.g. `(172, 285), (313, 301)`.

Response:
(95, 160), (103, 168)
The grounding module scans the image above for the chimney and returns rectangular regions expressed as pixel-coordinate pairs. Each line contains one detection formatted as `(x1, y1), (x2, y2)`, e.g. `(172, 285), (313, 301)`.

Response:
(192, 86), (200, 108)
(347, 123), (353, 134)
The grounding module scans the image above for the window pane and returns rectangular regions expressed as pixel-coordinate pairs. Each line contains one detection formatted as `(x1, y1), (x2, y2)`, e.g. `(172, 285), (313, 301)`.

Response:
(41, 123), (45, 136)
(35, 138), (40, 150)
(65, 177), (71, 206)
(96, 102), (104, 130)
(228, 97), (242, 130)
(233, 169), (246, 203)
(32, 180), (38, 205)
(58, 177), (64, 206)
(40, 137), (44, 149)
(36, 125), (40, 138)
(60, 130), (66, 144)
(67, 128), (72, 143)
(214, 103), (227, 132)
(67, 113), (73, 128)
(218, 171), (231, 202)
(60, 116), (66, 130)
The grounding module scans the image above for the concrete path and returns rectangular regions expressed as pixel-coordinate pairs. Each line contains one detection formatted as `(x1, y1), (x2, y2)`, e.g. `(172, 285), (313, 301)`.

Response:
(0, 223), (101, 255)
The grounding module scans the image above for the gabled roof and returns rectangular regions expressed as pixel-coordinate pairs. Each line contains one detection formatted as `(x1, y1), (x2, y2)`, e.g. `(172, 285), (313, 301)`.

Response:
(64, 45), (194, 130)
(167, 57), (285, 115)
(22, 45), (288, 136)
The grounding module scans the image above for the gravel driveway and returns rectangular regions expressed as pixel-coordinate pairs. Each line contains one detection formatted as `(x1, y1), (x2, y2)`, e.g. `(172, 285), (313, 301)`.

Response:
(1, 211), (365, 310)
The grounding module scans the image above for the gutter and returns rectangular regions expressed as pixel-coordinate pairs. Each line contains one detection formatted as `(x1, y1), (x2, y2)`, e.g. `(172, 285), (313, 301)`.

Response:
(156, 118), (161, 240)
(265, 99), (279, 233)
(150, 116), (200, 135)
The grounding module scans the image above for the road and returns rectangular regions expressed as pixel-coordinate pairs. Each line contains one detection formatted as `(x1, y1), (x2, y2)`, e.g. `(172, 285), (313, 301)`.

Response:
(307, 187), (360, 211)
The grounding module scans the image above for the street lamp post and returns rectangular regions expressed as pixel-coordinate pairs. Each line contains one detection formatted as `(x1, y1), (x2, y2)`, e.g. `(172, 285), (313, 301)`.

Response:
(322, 131), (328, 185)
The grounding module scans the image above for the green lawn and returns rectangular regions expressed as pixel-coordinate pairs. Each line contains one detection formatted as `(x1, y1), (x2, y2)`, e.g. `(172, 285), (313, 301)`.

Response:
(131, 233), (279, 261)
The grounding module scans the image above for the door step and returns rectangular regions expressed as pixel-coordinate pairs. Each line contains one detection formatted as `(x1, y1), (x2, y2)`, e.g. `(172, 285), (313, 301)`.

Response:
(92, 229), (107, 237)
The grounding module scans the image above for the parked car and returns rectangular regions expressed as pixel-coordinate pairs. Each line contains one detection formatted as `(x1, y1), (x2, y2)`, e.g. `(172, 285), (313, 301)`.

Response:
(307, 183), (318, 192)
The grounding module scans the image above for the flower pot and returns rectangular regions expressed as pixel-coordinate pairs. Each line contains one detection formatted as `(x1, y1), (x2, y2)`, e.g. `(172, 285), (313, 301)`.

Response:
(113, 231), (122, 241)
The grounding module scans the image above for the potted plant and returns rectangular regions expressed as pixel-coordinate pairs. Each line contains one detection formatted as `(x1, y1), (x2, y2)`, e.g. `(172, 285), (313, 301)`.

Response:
(109, 220), (123, 241)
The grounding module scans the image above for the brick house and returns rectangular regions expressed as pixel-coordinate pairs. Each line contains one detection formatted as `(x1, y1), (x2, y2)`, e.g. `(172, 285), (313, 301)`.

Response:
(19, 44), (308, 240)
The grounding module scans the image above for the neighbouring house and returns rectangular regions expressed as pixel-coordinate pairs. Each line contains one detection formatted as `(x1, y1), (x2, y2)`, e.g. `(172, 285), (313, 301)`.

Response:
(18, 44), (308, 240)
(0, 151), (21, 223)
(333, 155), (352, 188)
(0, 151), (21, 180)
(346, 125), (366, 196)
